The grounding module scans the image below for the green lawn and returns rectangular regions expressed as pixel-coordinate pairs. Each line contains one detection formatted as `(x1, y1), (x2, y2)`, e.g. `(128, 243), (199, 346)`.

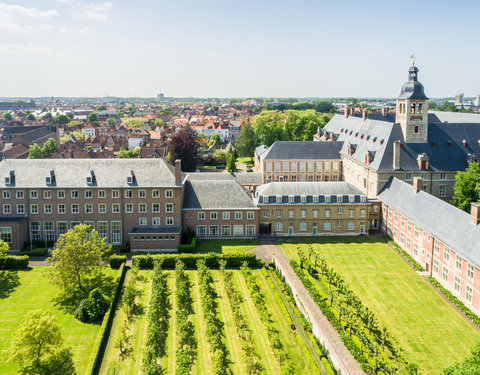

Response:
(235, 156), (254, 165)
(0, 268), (115, 375)
(280, 238), (480, 374)
(195, 239), (258, 254)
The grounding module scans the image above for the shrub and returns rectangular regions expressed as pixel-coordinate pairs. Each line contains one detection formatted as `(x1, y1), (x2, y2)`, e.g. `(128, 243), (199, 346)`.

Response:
(85, 288), (111, 321)
(75, 299), (90, 323)
(0, 255), (29, 269)
(109, 255), (127, 269)
(178, 237), (197, 253)
(17, 248), (48, 257)
(132, 252), (260, 269)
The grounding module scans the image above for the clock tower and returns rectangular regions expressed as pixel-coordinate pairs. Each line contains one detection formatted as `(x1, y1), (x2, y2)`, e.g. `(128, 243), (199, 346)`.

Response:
(396, 64), (429, 143)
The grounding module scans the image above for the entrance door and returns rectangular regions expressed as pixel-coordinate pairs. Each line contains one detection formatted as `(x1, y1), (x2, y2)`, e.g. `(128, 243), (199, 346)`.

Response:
(360, 223), (365, 234)
(288, 224), (294, 235)
(372, 219), (379, 230)
(313, 224), (318, 235)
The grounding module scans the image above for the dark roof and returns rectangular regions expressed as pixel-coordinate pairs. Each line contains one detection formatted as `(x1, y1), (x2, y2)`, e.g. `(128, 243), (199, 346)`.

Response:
(13, 127), (55, 145)
(185, 172), (263, 185)
(397, 65), (428, 100)
(378, 177), (480, 268)
(260, 141), (343, 160)
(183, 179), (257, 209)
(129, 226), (182, 234)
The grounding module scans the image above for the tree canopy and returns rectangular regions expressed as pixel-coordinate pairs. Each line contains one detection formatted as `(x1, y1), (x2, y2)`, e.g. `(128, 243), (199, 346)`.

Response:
(209, 133), (221, 146)
(2, 112), (12, 121)
(168, 126), (199, 172)
(0, 239), (8, 256)
(106, 118), (116, 127)
(235, 121), (256, 159)
(442, 341), (480, 374)
(26, 113), (36, 121)
(87, 113), (98, 122)
(117, 147), (140, 158)
(42, 138), (58, 158)
(54, 114), (69, 125)
(28, 143), (43, 159)
(452, 162), (480, 212)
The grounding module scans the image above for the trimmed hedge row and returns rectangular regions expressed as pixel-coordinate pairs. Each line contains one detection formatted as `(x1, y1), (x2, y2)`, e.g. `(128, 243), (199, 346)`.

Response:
(17, 248), (48, 257)
(131, 252), (260, 269)
(383, 235), (424, 272)
(86, 263), (126, 375)
(177, 237), (197, 253)
(109, 254), (127, 269)
(0, 255), (29, 269)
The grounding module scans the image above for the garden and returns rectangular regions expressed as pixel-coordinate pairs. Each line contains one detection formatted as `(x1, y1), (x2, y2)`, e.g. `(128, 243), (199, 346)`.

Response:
(280, 238), (480, 374)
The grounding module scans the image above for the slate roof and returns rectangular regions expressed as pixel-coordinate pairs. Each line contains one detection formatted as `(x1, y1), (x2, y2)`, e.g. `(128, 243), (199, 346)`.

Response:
(323, 111), (480, 171)
(185, 172), (263, 185)
(255, 182), (365, 204)
(378, 177), (480, 268)
(0, 159), (179, 188)
(259, 141), (343, 160)
(182, 180), (257, 209)
(13, 127), (55, 145)
(397, 65), (428, 100)
(232, 172), (263, 185)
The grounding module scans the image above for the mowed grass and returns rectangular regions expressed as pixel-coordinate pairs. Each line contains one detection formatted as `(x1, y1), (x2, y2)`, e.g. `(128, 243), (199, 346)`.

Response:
(101, 268), (316, 374)
(195, 239), (258, 254)
(0, 267), (116, 375)
(280, 238), (480, 374)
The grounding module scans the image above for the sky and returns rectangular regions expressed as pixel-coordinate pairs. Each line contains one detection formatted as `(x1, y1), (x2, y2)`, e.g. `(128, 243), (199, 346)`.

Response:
(0, 0), (479, 98)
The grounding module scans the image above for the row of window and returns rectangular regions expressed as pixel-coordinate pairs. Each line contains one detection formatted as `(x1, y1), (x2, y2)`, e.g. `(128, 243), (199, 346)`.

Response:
(265, 161), (339, 173)
(273, 221), (361, 232)
(196, 211), (254, 221)
(1, 189), (174, 200)
(433, 260), (475, 304)
(133, 235), (176, 241)
(263, 208), (365, 219)
(196, 225), (256, 237)
(5, 203), (175, 215)
(268, 194), (365, 204)
(266, 175), (339, 183)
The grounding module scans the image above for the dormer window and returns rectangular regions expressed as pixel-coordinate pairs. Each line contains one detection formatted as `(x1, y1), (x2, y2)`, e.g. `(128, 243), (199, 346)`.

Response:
(87, 170), (95, 185)
(288, 195), (294, 203)
(127, 170), (135, 184)
(360, 195), (367, 203)
(86, 176), (93, 184)
(463, 140), (468, 148)
(276, 195), (282, 204)
(46, 176), (52, 185)
(4, 176), (10, 185)
(448, 140), (453, 147)
(301, 195), (307, 203)
(325, 195), (331, 203)
(46, 170), (55, 185)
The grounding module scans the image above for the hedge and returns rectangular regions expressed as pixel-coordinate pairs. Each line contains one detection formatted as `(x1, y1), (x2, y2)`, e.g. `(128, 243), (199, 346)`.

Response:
(109, 254), (127, 269)
(86, 263), (126, 375)
(131, 252), (260, 269)
(0, 255), (29, 269)
(178, 237), (197, 253)
(17, 248), (48, 257)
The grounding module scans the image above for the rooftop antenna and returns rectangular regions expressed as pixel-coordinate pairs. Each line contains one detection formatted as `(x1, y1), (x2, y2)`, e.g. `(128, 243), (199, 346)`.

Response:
(410, 54), (416, 66)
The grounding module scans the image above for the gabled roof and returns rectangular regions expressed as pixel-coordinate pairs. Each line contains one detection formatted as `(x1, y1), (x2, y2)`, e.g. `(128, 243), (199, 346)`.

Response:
(259, 141), (343, 161)
(256, 181), (364, 200)
(378, 177), (480, 268)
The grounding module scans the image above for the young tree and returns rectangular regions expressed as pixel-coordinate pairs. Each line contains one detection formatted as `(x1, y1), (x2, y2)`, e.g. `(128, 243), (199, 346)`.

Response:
(226, 151), (236, 172)
(9, 310), (75, 374)
(212, 149), (226, 165)
(235, 121), (256, 160)
(168, 126), (199, 172)
(0, 239), (8, 257)
(453, 162), (480, 212)
(46, 224), (111, 298)
(28, 143), (43, 159)
(42, 138), (58, 158)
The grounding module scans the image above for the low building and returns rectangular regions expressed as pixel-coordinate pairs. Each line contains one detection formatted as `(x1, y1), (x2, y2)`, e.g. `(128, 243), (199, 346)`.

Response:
(254, 141), (344, 183)
(255, 182), (378, 236)
(182, 179), (259, 239)
(378, 177), (480, 315)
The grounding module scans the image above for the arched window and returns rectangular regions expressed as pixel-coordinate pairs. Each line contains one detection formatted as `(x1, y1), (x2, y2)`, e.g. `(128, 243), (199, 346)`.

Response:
(418, 103), (423, 113)
(411, 103), (416, 114)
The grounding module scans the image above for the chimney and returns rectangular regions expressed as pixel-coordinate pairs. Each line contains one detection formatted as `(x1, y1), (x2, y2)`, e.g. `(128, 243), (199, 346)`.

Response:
(362, 109), (368, 122)
(382, 107), (388, 116)
(393, 140), (401, 170)
(344, 104), (349, 119)
(413, 177), (423, 193)
(470, 203), (480, 225)
(175, 159), (182, 185)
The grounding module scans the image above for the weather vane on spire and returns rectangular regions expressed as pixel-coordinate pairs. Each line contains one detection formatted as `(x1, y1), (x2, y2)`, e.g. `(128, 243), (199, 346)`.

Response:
(410, 54), (416, 66)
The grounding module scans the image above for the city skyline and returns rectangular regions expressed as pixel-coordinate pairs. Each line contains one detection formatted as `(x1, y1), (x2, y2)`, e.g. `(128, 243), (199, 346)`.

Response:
(1, 0), (479, 98)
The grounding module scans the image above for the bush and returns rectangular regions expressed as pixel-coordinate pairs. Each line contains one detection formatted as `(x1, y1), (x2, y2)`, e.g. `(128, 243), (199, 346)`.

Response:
(17, 248), (48, 257)
(85, 288), (111, 321)
(132, 252), (260, 269)
(109, 255), (127, 269)
(75, 299), (90, 323)
(178, 237), (197, 253)
(0, 255), (29, 269)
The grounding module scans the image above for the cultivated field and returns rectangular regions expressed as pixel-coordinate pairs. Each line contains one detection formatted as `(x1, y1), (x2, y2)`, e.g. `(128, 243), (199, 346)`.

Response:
(0, 268), (116, 374)
(100, 267), (321, 374)
(280, 237), (480, 374)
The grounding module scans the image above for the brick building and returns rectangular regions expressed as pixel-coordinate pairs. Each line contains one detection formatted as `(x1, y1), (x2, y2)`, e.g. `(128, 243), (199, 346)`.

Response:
(255, 182), (379, 236)
(378, 177), (480, 315)
(254, 141), (344, 184)
(0, 159), (184, 251)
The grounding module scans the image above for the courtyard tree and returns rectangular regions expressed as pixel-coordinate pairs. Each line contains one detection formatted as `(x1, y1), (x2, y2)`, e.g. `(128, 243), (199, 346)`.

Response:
(46, 224), (111, 299)
(453, 162), (480, 212)
(226, 151), (236, 172)
(168, 125), (199, 172)
(235, 121), (256, 160)
(9, 310), (75, 374)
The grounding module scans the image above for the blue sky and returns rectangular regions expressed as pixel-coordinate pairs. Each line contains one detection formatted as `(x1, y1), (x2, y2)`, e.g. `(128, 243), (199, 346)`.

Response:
(1, 0), (479, 98)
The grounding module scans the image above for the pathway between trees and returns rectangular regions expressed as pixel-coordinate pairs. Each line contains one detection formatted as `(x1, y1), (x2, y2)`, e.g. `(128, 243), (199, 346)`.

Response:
(250, 244), (365, 375)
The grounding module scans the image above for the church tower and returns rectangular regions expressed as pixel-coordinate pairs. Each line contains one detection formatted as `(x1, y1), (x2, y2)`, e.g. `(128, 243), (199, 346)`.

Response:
(395, 64), (429, 143)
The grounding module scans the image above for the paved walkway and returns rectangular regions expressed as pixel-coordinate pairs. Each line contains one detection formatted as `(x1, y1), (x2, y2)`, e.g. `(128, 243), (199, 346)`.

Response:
(250, 245), (365, 375)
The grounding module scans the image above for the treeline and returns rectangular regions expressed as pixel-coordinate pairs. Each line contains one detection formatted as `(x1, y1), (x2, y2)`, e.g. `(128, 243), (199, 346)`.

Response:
(429, 100), (474, 113)
(263, 101), (334, 113)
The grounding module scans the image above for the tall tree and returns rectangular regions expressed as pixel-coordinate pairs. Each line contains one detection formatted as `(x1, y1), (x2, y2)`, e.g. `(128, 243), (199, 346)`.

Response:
(28, 143), (43, 159)
(42, 138), (58, 158)
(46, 224), (111, 298)
(54, 114), (69, 125)
(251, 111), (285, 146)
(168, 126), (199, 172)
(452, 162), (480, 212)
(87, 113), (98, 122)
(235, 121), (256, 159)
(9, 310), (75, 374)
(226, 151), (236, 172)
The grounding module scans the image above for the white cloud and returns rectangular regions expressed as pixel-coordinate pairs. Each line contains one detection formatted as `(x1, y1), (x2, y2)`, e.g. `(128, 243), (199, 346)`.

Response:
(83, 2), (113, 21)
(78, 27), (89, 34)
(0, 3), (59, 33)
(55, 0), (71, 3)
(0, 44), (52, 55)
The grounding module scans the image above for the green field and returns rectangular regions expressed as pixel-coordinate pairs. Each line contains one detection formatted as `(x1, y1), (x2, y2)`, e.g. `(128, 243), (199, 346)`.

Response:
(195, 239), (258, 254)
(280, 238), (480, 374)
(100, 268), (320, 374)
(0, 268), (115, 375)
